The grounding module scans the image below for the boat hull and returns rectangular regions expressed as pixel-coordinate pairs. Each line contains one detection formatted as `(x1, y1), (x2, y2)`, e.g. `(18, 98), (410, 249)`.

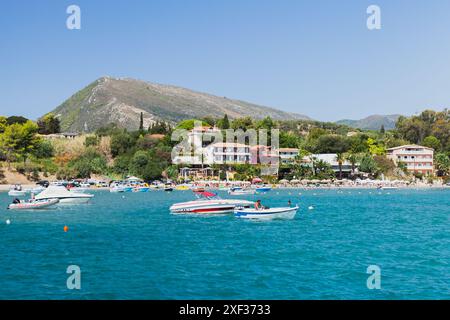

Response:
(235, 206), (298, 220)
(170, 199), (254, 215)
(8, 199), (60, 210)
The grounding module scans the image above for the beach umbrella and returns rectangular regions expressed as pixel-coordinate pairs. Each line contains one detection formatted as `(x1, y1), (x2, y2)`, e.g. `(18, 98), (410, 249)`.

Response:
(252, 177), (263, 184)
(279, 179), (289, 183)
(290, 179), (300, 183)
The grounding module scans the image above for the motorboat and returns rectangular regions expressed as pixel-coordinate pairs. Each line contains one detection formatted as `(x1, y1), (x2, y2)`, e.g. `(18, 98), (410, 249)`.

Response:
(170, 191), (254, 214)
(110, 183), (133, 193)
(234, 206), (299, 220)
(7, 198), (60, 210)
(380, 186), (398, 190)
(252, 185), (272, 193)
(164, 186), (174, 192)
(34, 186), (93, 204)
(228, 187), (256, 195)
(8, 185), (27, 197)
(133, 185), (150, 192)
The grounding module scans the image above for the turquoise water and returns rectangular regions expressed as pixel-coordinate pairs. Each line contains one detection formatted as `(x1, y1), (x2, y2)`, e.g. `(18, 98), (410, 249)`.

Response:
(0, 188), (449, 299)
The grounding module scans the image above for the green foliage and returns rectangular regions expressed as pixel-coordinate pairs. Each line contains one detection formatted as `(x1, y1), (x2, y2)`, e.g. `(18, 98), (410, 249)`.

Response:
(358, 154), (378, 175)
(308, 134), (350, 154)
(37, 113), (61, 134)
(279, 132), (302, 148)
(395, 109), (449, 152)
(367, 138), (386, 155)
(32, 140), (54, 159)
(0, 120), (40, 162)
(110, 131), (135, 157)
(84, 135), (100, 147)
(148, 121), (171, 134)
(176, 119), (209, 130)
(422, 135), (440, 150)
(231, 117), (254, 130)
(435, 153), (450, 177)
(6, 116), (29, 125)
(68, 147), (107, 178)
(217, 114), (230, 129)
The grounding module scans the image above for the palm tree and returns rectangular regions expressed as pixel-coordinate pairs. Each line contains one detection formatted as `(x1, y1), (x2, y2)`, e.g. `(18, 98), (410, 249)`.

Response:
(336, 153), (345, 180)
(345, 152), (359, 176)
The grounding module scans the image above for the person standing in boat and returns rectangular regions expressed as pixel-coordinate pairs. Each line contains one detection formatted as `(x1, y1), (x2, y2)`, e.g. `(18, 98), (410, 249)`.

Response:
(255, 200), (263, 210)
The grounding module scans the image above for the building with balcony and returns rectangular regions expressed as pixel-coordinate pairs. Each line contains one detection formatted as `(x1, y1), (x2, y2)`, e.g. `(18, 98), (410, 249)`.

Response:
(386, 145), (434, 175)
(279, 148), (299, 164)
(205, 142), (251, 164)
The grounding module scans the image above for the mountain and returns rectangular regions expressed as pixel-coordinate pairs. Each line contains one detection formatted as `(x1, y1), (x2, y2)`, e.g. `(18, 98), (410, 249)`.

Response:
(336, 114), (401, 131)
(50, 77), (311, 132)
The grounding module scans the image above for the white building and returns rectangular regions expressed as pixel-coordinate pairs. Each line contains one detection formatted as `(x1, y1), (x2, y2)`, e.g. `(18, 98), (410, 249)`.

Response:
(279, 148), (299, 164)
(386, 145), (434, 175)
(205, 142), (251, 164)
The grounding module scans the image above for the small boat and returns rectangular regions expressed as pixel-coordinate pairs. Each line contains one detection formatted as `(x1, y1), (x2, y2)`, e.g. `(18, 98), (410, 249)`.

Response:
(8, 189), (27, 197)
(110, 184), (133, 193)
(164, 187), (174, 192)
(170, 191), (253, 214)
(380, 186), (398, 190)
(7, 198), (60, 210)
(253, 185), (272, 193)
(234, 206), (299, 220)
(133, 186), (150, 192)
(34, 186), (93, 204)
(175, 185), (190, 191)
(228, 187), (256, 195)
(8, 185), (27, 196)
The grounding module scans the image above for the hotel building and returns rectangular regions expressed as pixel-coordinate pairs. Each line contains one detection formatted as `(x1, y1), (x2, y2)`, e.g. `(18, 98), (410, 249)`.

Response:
(386, 145), (434, 175)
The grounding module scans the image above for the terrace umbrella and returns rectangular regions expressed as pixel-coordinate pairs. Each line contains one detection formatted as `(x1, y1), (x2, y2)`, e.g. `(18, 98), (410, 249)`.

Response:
(279, 179), (289, 184)
(290, 179), (300, 184)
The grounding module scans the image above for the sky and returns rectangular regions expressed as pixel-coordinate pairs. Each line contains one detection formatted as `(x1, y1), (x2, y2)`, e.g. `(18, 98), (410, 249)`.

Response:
(1, 0), (450, 121)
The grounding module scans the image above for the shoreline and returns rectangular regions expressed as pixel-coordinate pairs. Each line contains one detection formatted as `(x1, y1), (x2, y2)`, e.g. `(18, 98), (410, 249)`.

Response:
(0, 184), (447, 192)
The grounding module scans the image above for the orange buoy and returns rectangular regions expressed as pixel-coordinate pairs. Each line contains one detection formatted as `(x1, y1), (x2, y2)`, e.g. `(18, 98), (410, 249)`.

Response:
(64, 226), (69, 232)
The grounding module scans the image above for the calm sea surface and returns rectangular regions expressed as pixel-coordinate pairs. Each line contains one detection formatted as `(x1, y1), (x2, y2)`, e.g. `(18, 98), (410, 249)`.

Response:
(0, 188), (449, 299)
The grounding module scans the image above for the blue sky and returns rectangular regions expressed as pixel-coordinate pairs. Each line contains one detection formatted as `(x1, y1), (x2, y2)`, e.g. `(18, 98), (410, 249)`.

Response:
(1, 0), (450, 121)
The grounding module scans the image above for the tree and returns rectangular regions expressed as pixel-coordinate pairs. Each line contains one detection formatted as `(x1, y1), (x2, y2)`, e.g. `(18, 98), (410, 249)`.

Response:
(345, 152), (359, 175)
(6, 116), (28, 125)
(422, 136), (440, 151)
(37, 113), (61, 134)
(139, 112), (144, 132)
(217, 114), (230, 129)
(367, 138), (385, 155)
(335, 153), (345, 179)
(358, 154), (378, 175)
(0, 120), (40, 163)
(435, 153), (450, 177)
(231, 117), (254, 130)
(380, 124), (385, 134)
(110, 131), (135, 157)
(0, 116), (7, 133)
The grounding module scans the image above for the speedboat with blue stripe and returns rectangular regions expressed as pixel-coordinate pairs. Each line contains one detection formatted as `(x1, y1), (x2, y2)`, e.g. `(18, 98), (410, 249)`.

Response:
(234, 206), (298, 220)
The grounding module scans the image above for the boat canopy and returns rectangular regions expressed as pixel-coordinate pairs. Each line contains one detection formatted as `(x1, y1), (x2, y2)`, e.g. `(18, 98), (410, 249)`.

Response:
(194, 191), (217, 198)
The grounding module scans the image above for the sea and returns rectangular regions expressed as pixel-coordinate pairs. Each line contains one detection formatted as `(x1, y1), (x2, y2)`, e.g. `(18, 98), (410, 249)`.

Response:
(0, 188), (449, 299)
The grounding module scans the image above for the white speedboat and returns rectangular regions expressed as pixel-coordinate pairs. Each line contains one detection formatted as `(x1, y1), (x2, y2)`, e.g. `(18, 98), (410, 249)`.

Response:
(228, 187), (256, 195)
(8, 198), (59, 210)
(34, 186), (93, 204)
(170, 191), (254, 214)
(234, 206), (299, 220)
(8, 189), (27, 197)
